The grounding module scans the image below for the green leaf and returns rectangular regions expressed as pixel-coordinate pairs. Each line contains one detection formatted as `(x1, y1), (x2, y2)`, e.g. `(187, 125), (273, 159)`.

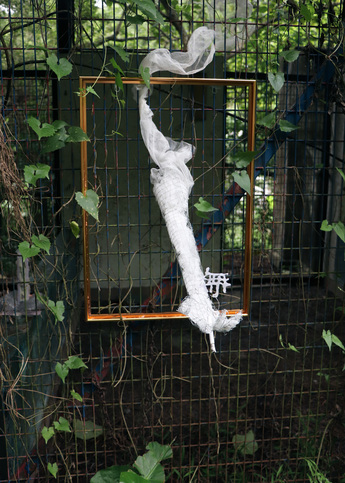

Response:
(31, 234), (50, 255)
(53, 416), (71, 433)
(139, 65), (150, 89)
(320, 220), (333, 232)
(257, 112), (276, 129)
(41, 134), (66, 153)
(279, 334), (299, 352)
(232, 171), (251, 194)
(107, 44), (130, 63)
(317, 371), (330, 383)
(24, 163), (51, 185)
(120, 471), (151, 483)
(110, 58), (124, 75)
(333, 221), (345, 243)
(122, 0), (164, 24)
(86, 86), (100, 98)
(194, 210), (211, 219)
(336, 167), (345, 183)
(55, 362), (69, 383)
(322, 329), (333, 351)
(18, 241), (40, 261)
(300, 4), (314, 21)
(232, 430), (258, 456)
(331, 333), (345, 352)
(134, 454), (165, 481)
(69, 220), (80, 238)
(194, 197), (218, 218)
(66, 126), (90, 143)
(48, 299), (65, 322)
(231, 150), (259, 168)
(27, 117), (56, 140)
(90, 466), (132, 483)
(287, 343), (299, 353)
(132, 443), (171, 481)
(41, 426), (55, 444)
(279, 120), (299, 132)
(280, 50), (300, 62)
(52, 120), (69, 130)
(145, 442), (173, 462)
(268, 72), (285, 93)
(48, 462), (58, 478)
(70, 389), (83, 402)
(74, 419), (104, 440)
(47, 54), (73, 80)
(126, 14), (146, 25)
(75, 190), (100, 222)
(64, 355), (88, 370)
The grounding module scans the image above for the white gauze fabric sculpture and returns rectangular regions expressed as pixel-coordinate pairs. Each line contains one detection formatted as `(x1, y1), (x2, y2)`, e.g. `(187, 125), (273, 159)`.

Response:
(137, 27), (242, 352)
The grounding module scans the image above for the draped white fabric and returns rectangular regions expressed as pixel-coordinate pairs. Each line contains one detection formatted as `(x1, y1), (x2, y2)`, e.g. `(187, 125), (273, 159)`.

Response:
(136, 26), (244, 351)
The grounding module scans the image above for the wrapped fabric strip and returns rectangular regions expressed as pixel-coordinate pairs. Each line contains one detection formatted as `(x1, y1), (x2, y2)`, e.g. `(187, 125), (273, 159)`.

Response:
(137, 27), (243, 351)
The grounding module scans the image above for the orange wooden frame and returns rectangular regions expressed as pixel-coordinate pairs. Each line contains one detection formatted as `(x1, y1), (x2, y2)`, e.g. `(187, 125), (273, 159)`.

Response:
(79, 76), (256, 322)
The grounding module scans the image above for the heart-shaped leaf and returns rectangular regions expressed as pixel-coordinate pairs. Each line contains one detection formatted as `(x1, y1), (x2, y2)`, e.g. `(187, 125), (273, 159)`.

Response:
(31, 234), (50, 255)
(232, 171), (251, 194)
(41, 134), (66, 153)
(55, 362), (69, 383)
(66, 126), (90, 143)
(268, 72), (285, 92)
(279, 120), (299, 132)
(24, 163), (51, 185)
(231, 150), (259, 168)
(53, 416), (71, 432)
(52, 120), (69, 130)
(75, 190), (99, 221)
(257, 112), (276, 129)
(18, 241), (41, 261)
(48, 462), (58, 478)
(27, 117), (56, 140)
(280, 50), (300, 62)
(74, 420), (104, 440)
(48, 300), (65, 322)
(194, 197), (218, 218)
(41, 426), (55, 444)
(232, 430), (258, 455)
(70, 390), (83, 402)
(321, 220), (333, 232)
(65, 355), (88, 370)
(47, 54), (73, 80)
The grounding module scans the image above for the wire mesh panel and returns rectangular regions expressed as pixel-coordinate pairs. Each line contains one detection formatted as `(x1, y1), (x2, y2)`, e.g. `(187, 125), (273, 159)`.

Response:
(1, 0), (345, 482)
